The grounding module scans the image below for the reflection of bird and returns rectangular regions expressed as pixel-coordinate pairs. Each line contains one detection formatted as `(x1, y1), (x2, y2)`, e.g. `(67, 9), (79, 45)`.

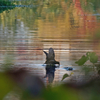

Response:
(43, 48), (60, 83)
(7, 68), (45, 96)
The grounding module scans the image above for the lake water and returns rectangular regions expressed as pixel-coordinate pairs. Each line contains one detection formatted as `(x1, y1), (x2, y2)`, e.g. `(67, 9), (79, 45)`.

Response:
(0, 1), (100, 83)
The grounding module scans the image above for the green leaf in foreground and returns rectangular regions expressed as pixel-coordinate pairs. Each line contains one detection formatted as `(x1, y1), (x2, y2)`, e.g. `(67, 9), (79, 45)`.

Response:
(75, 55), (88, 66)
(61, 73), (69, 81)
(89, 52), (98, 64)
(0, 73), (14, 100)
(42, 85), (79, 100)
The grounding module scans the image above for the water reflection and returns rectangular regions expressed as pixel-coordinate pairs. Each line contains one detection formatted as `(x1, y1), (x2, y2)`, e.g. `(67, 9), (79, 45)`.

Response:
(0, 0), (100, 84)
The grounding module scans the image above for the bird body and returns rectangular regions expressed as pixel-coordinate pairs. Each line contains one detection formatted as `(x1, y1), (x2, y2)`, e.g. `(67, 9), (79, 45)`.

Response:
(43, 48), (60, 83)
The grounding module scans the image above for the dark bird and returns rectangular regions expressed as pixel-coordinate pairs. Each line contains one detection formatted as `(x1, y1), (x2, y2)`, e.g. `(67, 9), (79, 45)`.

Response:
(43, 48), (55, 64)
(43, 48), (60, 83)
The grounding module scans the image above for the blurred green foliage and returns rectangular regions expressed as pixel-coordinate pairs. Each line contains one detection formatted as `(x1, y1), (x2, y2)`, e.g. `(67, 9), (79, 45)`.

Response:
(88, 52), (98, 64)
(75, 52), (98, 66)
(0, 73), (14, 100)
(0, 0), (14, 6)
(75, 55), (88, 66)
(94, 30), (100, 39)
(42, 86), (79, 100)
(61, 73), (69, 81)
(80, 0), (100, 13)
(0, 0), (15, 13)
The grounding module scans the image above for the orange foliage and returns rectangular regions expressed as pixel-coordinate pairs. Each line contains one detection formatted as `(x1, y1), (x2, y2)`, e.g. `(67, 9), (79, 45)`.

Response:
(38, 0), (99, 39)
(74, 0), (84, 16)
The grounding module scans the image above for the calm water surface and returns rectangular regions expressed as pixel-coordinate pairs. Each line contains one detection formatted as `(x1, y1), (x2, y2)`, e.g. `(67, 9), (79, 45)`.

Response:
(0, 1), (100, 83)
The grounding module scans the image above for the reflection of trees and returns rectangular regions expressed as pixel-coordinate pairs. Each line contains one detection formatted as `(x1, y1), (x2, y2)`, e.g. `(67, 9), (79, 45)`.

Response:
(0, 0), (100, 29)
(0, 0), (15, 13)
(0, 0), (100, 53)
(0, 0), (99, 42)
(80, 0), (100, 13)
